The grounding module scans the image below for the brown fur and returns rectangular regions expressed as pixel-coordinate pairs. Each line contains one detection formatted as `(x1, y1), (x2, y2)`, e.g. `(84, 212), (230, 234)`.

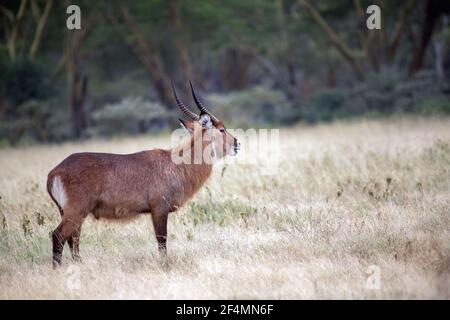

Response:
(47, 119), (237, 268)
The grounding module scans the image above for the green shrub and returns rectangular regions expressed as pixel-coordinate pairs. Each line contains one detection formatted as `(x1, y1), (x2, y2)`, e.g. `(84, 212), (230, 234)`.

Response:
(0, 99), (56, 145)
(415, 96), (450, 115)
(89, 97), (172, 137)
(206, 86), (296, 128)
(303, 88), (345, 123)
(300, 70), (450, 123)
(1, 60), (51, 113)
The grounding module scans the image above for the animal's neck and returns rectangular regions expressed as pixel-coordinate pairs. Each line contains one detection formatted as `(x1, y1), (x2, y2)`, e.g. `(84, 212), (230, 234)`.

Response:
(171, 134), (214, 199)
(181, 162), (213, 192)
(172, 130), (218, 166)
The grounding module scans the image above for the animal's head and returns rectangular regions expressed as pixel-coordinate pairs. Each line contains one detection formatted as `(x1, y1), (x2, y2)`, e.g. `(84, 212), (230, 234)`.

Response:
(172, 81), (240, 159)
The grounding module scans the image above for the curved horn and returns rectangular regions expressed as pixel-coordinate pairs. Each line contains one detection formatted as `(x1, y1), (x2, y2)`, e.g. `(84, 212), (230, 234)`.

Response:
(171, 81), (199, 120)
(189, 81), (219, 123)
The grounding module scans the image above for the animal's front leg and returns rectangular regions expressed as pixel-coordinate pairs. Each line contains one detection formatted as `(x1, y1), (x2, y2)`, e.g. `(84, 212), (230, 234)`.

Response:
(151, 211), (168, 258)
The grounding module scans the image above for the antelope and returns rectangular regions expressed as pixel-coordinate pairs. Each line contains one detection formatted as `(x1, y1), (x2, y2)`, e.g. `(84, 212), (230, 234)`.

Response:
(47, 82), (240, 268)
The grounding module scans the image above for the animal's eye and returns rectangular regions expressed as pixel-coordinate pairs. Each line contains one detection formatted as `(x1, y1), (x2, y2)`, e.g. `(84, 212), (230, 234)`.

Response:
(220, 128), (225, 133)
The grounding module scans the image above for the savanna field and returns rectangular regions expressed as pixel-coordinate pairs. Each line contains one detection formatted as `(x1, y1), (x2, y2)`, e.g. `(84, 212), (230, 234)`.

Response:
(0, 117), (449, 299)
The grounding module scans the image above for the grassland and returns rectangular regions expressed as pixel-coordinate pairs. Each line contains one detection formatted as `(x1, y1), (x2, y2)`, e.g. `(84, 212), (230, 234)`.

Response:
(0, 117), (449, 299)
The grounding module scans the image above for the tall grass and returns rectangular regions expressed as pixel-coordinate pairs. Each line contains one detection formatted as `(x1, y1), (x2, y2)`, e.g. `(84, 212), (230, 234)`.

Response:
(0, 117), (449, 299)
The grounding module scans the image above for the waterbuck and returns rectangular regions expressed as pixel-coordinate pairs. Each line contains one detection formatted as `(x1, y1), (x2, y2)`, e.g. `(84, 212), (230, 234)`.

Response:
(47, 82), (240, 267)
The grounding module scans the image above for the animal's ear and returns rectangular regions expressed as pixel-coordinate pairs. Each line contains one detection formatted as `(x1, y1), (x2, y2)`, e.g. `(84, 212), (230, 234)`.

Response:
(199, 113), (213, 129)
(179, 118), (194, 133)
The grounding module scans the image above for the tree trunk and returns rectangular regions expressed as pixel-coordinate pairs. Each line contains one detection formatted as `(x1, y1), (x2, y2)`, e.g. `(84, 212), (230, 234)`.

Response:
(386, 0), (415, 63)
(433, 16), (448, 80)
(68, 59), (87, 139)
(409, 0), (450, 75)
(168, 0), (192, 85)
(299, 0), (365, 80)
(433, 40), (444, 79)
(64, 15), (94, 139)
(353, 0), (378, 71)
(276, 0), (302, 101)
(118, 3), (175, 109)
(327, 66), (337, 88)
(219, 47), (252, 91)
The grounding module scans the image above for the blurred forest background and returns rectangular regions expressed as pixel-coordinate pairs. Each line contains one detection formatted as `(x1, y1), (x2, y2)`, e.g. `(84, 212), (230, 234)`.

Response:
(0, 0), (449, 145)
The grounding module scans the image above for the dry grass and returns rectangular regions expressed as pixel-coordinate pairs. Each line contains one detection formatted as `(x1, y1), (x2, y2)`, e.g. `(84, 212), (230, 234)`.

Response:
(0, 117), (449, 299)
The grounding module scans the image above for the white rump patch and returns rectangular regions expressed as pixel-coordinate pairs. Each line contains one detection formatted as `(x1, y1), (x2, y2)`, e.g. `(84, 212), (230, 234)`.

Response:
(51, 176), (67, 209)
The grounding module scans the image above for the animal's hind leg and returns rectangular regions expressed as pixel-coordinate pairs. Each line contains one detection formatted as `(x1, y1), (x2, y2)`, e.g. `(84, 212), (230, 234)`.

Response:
(52, 209), (85, 268)
(58, 207), (80, 261)
(68, 227), (82, 262)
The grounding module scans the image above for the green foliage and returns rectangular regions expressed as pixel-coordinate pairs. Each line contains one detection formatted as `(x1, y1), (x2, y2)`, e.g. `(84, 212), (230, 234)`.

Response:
(1, 60), (51, 112)
(415, 96), (450, 115)
(0, 0), (449, 145)
(0, 59), (58, 145)
(0, 99), (57, 145)
(89, 97), (172, 137)
(303, 89), (345, 123)
(301, 70), (450, 123)
(207, 86), (296, 128)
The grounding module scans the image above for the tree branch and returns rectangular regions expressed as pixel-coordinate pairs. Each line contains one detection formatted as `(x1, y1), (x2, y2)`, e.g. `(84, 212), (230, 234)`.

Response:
(117, 2), (174, 108)
(0, 5), (15, 21)
(29, 0), (54, 59)
(386, 0), (415, 62)
(299, 0), (365, 80)
(6, 0), (28, 60)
